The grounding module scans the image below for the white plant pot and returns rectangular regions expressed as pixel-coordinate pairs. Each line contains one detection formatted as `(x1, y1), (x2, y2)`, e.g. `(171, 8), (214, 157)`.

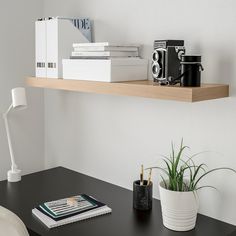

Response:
(159, 181), (199, 231)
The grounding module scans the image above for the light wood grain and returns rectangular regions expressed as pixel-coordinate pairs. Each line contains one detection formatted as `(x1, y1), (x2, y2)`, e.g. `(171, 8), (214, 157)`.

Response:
(26, 77), (229, 102)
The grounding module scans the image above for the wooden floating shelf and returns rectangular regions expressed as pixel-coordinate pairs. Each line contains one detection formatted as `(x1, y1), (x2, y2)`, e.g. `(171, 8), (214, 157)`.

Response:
(26, 77), (229, 102)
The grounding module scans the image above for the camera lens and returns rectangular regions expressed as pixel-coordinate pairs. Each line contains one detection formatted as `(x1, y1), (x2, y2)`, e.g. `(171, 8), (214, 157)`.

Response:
(152, 50), (158, 61)
(152, 62), (162, 78)
(152, 50), (162, 62)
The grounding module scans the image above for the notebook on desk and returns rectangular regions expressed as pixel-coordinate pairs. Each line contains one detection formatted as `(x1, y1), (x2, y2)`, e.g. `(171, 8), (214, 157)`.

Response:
(32, 194), (112, 228)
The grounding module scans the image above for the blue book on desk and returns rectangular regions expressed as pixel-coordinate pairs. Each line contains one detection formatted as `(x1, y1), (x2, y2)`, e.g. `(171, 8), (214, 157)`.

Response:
(32, 194), (112, 228)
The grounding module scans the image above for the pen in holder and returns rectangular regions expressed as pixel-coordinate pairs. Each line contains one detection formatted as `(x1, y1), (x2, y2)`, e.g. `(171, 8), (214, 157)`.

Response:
(133, 180), (153, 211)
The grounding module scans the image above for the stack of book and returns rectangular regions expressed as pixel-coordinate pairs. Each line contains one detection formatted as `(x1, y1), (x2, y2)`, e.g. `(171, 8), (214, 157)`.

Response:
(32, 194), (112, 228)
(62, 42), (148, 82)
(70, 42), (140, 59)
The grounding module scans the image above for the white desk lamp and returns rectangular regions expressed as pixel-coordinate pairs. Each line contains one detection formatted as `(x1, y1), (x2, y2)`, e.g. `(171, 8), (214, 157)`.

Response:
(3, 87), (27, 182)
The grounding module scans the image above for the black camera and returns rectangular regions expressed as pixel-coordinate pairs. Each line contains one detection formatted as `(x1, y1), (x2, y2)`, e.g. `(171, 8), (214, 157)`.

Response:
(152, 40), (185, 85)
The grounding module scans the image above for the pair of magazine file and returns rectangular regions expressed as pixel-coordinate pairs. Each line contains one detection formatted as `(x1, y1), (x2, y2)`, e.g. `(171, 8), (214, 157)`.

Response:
(32, 194), (112, 228)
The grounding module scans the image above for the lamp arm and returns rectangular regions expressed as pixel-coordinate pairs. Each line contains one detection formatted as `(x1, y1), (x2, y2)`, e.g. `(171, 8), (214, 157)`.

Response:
(4, 104), (13, 116)
(3, 104), (18, 171)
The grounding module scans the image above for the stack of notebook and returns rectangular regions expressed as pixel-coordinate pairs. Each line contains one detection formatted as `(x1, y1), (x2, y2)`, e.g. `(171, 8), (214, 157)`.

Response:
(32, 194), (112, 228)
(63, 42), (147, 82)
(70, 42), (140, 59)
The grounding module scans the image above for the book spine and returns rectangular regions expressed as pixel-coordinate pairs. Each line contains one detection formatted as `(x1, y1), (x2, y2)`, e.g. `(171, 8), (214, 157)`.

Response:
(72, 42), (141, 48)
(73, 42), (109, 47)
(71, 51), (139, 57)
(73, 46), (138, 52)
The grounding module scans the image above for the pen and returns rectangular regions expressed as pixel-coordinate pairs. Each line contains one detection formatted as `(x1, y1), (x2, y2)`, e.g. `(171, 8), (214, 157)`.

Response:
(147, 168), (152, 186)
(140, 165), (144, 185)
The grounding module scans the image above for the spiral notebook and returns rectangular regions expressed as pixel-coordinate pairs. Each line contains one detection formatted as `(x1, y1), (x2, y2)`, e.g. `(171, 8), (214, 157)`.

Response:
(32, 194), (112, 228)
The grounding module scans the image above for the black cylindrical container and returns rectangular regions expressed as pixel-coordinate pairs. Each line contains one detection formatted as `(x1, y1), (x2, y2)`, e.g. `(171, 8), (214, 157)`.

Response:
(180, 55), (203, 87)
(133, 180), (152, 211)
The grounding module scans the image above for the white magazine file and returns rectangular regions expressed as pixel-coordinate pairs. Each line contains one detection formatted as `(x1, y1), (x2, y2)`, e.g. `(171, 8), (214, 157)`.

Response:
(35, 17), (91, 78)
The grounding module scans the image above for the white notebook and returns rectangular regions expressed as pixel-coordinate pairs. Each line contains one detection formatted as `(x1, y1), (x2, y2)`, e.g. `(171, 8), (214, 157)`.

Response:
(71, 50), (139, 57)
(72, 42), (140, 48)
(73, 46), (138, 52)
(32, 205), (112, 228)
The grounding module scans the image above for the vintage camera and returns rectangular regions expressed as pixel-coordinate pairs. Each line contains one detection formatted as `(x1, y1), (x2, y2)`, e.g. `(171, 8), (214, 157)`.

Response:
(152, 40), (185, 85)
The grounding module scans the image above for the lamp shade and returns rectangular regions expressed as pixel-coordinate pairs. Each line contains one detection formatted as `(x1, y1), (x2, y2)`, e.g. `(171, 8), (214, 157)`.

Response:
(11, 87), (27, 110)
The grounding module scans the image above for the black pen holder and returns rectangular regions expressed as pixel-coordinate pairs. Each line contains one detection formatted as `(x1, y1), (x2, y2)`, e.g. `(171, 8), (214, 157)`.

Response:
(133, 180), (153, 211)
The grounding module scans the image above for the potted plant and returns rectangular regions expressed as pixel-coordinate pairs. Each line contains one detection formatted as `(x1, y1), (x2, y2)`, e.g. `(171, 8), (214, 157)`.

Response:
(147, 140), (236, 232)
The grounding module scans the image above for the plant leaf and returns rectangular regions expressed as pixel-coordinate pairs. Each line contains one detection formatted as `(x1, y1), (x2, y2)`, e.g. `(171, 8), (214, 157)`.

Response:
(160, 175), (168, 189)
(196, 185), (218, 191)
(191, 163), (207, 189)
(193, 167), (236, 189)
(146, 167), (169, 176)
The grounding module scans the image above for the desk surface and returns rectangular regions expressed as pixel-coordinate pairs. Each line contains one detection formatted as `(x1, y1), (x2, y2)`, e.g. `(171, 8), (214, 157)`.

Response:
(0, 167), (235, 236)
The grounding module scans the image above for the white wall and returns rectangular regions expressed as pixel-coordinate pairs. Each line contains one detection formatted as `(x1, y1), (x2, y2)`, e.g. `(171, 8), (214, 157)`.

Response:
(0, 1), (44, 180)
(43, 0), (236, 225)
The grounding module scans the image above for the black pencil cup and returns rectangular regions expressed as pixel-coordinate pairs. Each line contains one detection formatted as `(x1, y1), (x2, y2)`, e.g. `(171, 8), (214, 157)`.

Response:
(133, 180), (153, 211)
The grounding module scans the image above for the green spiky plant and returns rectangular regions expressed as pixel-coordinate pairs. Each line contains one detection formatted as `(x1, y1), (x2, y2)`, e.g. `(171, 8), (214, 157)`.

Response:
(147, 139), (236, 192)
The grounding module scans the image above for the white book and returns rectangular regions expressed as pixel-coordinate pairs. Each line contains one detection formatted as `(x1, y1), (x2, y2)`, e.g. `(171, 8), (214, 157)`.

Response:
(71, 51), (139, 57)
(32, 206), (112, 228)
(72, 42), (140, 48)
(73, 46), (138, 52)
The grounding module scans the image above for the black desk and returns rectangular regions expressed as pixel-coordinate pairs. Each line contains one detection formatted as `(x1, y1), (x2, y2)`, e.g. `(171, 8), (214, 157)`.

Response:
(0, 167), (235, 236)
